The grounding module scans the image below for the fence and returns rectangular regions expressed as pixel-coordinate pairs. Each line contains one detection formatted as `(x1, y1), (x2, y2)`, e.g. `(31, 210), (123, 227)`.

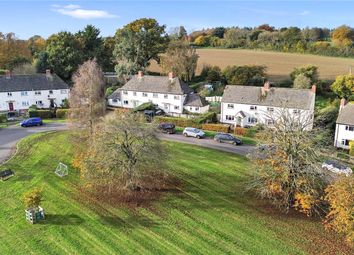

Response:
(205, 96), (222, 102)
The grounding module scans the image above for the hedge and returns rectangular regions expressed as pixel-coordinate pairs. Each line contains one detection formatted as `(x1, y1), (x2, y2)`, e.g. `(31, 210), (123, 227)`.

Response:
(154, 116), (201, 128)
(29, 110), (53, 119)
(56, 109), (68, 118)
(0, 114), (6, 123)
(349, 141), (354, 156)
(202, 123), (229, 133)
(234, 127), (247, 136)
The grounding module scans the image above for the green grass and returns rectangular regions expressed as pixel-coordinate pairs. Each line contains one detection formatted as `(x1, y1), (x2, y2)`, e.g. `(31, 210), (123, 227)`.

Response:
(0, 132), (350, 254)
(175, 127), (258, 145)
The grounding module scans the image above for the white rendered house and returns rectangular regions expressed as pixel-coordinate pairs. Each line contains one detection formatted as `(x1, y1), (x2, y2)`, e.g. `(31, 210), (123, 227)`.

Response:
(0, 70), (69, 114)
(108, 72), (209, 114)
(334, 99), (354, 149)
(220, 82), (316, 130)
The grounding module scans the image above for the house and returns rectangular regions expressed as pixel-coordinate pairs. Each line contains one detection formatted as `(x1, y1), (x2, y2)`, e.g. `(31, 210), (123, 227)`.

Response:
(334, 99), (354, 149)
(220, 82), (316, 130)
(0, 70), (69, 115)
(108, 71), (209, 114)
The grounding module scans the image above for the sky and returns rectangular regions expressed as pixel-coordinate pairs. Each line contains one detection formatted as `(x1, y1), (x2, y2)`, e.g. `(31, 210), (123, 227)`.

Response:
(1, 0), (354, 39)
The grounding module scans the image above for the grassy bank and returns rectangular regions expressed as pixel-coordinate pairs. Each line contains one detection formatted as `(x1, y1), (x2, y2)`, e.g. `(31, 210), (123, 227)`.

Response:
(0, 132), (350, 254)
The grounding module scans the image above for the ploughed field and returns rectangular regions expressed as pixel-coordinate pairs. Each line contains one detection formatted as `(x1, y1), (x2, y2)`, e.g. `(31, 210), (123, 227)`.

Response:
(0, 131), (351, 254)
(149, 48), (354, 81)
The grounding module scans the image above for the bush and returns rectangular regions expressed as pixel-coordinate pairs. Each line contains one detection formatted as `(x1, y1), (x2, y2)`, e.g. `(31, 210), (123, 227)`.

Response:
(0, 114), (6, 123)
(56, 109), (68, 118)
(234, 127), (247, 136)
(23, 187), (42, 209)
(202, 124), (230, 133)
(29, 110), (53, 119)
(133, 102), (154, 112)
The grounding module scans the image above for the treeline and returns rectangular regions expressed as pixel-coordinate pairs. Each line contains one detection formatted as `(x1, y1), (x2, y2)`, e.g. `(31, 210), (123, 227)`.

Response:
(187, 24), (354, 58)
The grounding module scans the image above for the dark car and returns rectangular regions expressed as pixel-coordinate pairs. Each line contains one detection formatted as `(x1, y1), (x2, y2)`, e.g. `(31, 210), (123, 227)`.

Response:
(158, 123), (176, 134)
(20, 117), (43, 127)
(214, 133), (242, 145)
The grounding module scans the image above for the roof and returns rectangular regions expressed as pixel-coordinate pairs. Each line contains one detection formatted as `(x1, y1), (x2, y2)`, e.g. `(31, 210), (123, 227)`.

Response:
(0, 74), (69, 92)
(116, 75), (193, 95)
(221, 85), (315, 110)
(337, 103), (354, 125)
(184, 93), (209, 107)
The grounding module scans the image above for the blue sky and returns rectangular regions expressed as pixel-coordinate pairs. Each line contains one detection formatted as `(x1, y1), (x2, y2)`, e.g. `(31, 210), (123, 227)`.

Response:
(1, 0), (354, 39)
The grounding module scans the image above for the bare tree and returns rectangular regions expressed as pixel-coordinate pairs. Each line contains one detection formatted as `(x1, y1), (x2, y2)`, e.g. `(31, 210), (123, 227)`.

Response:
(248, 108), (327, 215)
(68, 59), (105, 135)
(75, 111), (167, 194)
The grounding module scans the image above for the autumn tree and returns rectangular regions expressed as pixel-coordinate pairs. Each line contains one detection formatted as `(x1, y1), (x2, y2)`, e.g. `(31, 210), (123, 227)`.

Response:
(223, 65), (266, 85)
(293, 73), (312, 89)
(290, 65), (318, 83)
(113, 18), (169, 78)
(248, 108), (327, 215)
(160, 40), (199, 81)
(332, 25), (354, 47)
(331, 74), (354, 100)
(27, 35), (46, 56)
(68, 59), (105, 135)
(23, 187), (43, 209)
(74, 111), (167, 194)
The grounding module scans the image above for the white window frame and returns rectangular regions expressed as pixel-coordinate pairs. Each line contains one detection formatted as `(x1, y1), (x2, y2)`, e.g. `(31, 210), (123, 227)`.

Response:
(174, 95), (180, 100)
(7, 92), (12, 97)
(61, 90), (67, 94)
(226, 115), (235, 121)
(22, 101), (29, 106)
(293, 109), (300, 114)
(164, 94), (168, 99)
(123, 91), (128, 95)
(153, 93), (158, 98)
(49, 90), (53, 95)
(250, 105), (257, 111)
(341, 139), (350, 146)
(133, 92), (137, 96)
(267, 107), (274, 112)
(35, 91), (42, 95)
(248, 117), (258, 124)
(195, 107), (199, 111)
(345, 125), (354, 131)
(21, 91), (28, 96)
(174, 105), (180, 110)
(227, 104), (234, 109)
(142, 92), (148, 97)
(123, 100), (129, 105)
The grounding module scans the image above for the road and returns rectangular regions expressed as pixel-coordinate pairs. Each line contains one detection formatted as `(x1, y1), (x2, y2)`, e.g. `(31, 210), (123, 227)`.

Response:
(0, 123), (253, 165)
(0, 123), (67, 164)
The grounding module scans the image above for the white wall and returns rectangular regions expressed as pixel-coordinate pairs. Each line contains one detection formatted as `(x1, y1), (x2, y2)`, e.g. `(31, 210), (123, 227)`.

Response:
(334, 124), (354, 149)
(0, 89), (69, 112)
(183, 105), (210, 114)
(108, 90), (186, 114)
(220, 102), (314, 130)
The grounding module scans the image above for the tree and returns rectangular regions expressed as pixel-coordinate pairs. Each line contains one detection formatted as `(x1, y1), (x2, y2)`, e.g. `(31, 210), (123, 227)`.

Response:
(27, 35), (46, 56)
(290, 65), (319, 83)
(76, 25), (104, 66)
(12, 63), (36, 74)
(68, 59), (105, 135)
(325, 176), (354, 246)
(23, 187), (42, 209)
(113, 18), (169, 78)
(293, 73), (312, 89)
(33, 51), (49, 73)
(212, 27), (226, 38)
(248, 108), (327, 215)
(201, 64), (222, 82)
(160, 40), (199, 81)
(101, 37), (115, 71)
(46, 31), (84, 80)
(223, 65), (266, 85)
(6, 56), (31, 70)
(332, 25), (354, 47)
(178, 26), (187, 39)
(331, 74), (354, 99)
(74, 111), (167, 193)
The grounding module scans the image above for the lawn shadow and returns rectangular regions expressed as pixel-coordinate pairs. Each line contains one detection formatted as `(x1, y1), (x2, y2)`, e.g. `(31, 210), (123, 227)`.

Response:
(100, 214), (159, 229)
(40, 213), (84, 225)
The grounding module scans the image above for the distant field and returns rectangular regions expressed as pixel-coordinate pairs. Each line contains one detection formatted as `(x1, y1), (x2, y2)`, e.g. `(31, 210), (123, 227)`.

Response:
(149, 49), (354, 81)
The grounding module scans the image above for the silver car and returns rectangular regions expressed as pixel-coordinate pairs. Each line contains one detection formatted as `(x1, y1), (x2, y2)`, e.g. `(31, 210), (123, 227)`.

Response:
(183, 127), (205, 139)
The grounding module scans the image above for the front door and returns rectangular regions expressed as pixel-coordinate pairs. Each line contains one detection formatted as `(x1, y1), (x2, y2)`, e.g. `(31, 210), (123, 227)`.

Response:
(236, 116), (242, 127)
(8, 102), (14, 111)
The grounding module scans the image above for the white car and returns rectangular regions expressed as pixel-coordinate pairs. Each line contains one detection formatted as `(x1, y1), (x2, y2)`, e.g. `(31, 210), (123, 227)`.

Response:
(183, 127), (205, 139)
(322, 160), (352, 177)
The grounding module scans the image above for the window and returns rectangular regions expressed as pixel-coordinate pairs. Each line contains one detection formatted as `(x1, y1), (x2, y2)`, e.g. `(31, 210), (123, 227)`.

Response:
(153, 93), (158, 98)
(133, 92), (137, 96)
(22, 101), (29, 106)
(266, 119), (274, 125)
(250, 105), (257, 111)
(164, 94), (168, 99)
(341, 139), (350, 146)
(49, 90), (53, 94)
(227, 104), (234, 109)
(142, 92), (148, 97)
(195, 107), (199, 111)
(248, 117), (258, 124)
(189, 107), (193, 111)
(174, 105), (180, 110)
(123, 91), (128, 95)
(345, 125), (354, 131)
(21, 91), (28, 96)
(164, 104), (169, 109)
(226, 115), (235, 121)
(112, 99), (118, 103)
(36, 100), (43, 105)
(61, 99), (66, 103)
(123, 100), (129, 105)
(7, 92), (12, 96)
(35, 91), (41, 95)
(293, 109), (300, 114)
(267, 107), (274, 112)
(61, 90), (67, 94)
(174, 95), (180, 100)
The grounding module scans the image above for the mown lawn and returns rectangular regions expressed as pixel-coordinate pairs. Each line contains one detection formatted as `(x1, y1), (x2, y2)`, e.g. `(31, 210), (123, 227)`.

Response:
(0, 131), (350, 254)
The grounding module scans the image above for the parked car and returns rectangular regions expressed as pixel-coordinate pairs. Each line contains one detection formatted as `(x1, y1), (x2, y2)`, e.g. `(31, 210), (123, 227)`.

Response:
(322, 160), (352, 176)
(20, 117), (43, 127)
(214, 133), (242, 145)
(158, 123), (176, 134)
(183, 127), (205, 139)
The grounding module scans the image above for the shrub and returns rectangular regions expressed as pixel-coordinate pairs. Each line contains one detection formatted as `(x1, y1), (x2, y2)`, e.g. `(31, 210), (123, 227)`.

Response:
(56, 109), (68, 118)
(133, 102), (154, 112)
(154, 116), (201, 128)
(202, 124), (230, 133)
(0, 114), (6, 123)
(29, 110), (53, 118)
(234, 127), (247, 136)
(195, 112), (217, 124)
(23, 187), (42, 209)
(350, 141), (354, 156)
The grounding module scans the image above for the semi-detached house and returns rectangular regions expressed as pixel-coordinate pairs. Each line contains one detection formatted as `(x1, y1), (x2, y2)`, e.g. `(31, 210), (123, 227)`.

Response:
(334, 99), (354, 149)
(108, 72), (209, 114)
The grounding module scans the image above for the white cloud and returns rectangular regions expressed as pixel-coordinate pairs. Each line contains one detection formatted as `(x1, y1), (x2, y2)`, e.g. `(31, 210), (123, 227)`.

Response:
(300, 10), (310, 16)
(52, 4), (117, 20)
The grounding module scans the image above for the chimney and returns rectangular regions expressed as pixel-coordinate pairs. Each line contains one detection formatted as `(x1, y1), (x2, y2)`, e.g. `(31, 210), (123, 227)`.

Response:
(46, 69), (51, 77)
(340, 98), (347, 111)
(311, 85), (316, 94)
(5, 70), (11, 79)
(168, 72), (175, 80)
(263, 81), (270, 91)
(137, 71), (144, 78)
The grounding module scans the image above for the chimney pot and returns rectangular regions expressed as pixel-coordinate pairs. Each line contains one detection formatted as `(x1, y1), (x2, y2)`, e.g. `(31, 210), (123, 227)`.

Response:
(340, 98), (347, 110)
(168, 72), (175, 79)
(137, 71), (144, 78)
(311, 85), (316, 94)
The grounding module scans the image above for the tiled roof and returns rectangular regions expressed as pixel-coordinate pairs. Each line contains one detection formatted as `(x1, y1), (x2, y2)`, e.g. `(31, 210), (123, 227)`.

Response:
(337, 103), (354, 125)
(184, 93), (208, 107)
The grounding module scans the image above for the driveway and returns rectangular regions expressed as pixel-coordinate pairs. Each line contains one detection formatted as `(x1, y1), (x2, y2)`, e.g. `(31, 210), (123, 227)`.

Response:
(0, 123), (67, 164)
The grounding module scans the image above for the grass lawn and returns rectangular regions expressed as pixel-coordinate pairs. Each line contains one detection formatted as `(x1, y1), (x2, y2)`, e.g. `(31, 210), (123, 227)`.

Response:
(0, 131), (350, 254)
